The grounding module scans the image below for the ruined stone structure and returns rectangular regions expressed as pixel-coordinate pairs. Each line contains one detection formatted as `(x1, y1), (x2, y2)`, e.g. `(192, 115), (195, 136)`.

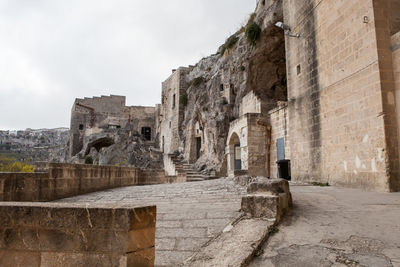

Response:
(158, 67), (190, 155)
(69, 95), (155, 157)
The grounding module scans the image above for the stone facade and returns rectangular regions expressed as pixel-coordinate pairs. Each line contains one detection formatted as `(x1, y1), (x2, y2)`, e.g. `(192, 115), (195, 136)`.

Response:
(282, 0), (400, 191)
(69, 95), (155, 157)
(159, 67), (190, 154)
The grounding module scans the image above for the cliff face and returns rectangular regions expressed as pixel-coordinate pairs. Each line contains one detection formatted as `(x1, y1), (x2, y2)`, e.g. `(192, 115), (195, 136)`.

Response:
(179, 0), (286, 172)
(0, 128), (69, 163)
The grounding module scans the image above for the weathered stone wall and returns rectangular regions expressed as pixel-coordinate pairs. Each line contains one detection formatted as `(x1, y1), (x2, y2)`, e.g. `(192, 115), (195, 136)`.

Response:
(159, 68), (190, 154)
(372, 0), (400, 192)
(391, 31), (400, 191)
(247, 114), (270, 177)
(69, 95), (156, 157)
(269, 102), (289, 178)
(283, 0), (399, 191)
(0, 163), (168, 202)
(0, 202), (156, 267)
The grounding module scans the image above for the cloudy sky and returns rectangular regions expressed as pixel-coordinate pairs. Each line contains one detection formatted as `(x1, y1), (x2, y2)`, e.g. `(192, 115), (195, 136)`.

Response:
(0, 0), (256, 130)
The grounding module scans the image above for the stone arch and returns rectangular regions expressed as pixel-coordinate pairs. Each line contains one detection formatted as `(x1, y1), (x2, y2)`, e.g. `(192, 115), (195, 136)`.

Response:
(84, 137), (114, 156)
(227, 132), (242, 175)
(188, 116), (204, 163)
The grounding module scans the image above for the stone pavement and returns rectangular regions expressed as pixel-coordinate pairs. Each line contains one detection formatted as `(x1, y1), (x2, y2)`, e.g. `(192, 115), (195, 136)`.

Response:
(57, 178), (247, 266)
(250, 184), (400, 267)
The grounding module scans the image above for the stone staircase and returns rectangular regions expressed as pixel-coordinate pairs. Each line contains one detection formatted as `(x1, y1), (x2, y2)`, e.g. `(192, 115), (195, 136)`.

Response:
(169, 154), (216, 182)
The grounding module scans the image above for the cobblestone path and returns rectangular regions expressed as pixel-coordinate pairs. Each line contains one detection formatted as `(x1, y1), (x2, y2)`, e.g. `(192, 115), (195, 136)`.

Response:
(58, 178), (247, 266)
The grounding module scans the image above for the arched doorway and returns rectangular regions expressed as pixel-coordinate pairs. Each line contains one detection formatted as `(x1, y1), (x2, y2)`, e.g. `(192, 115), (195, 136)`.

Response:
(228, 132), (241, 172)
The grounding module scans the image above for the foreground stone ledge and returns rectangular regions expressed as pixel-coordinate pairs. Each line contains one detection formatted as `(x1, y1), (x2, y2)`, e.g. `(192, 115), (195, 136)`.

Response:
(0, 202), (156, 267)
(185, 178), (292, 266)
(185, 218), (274, 267)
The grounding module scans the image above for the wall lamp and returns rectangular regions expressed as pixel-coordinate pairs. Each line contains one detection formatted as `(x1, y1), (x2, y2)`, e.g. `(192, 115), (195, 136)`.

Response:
(275, 22), (300, 38)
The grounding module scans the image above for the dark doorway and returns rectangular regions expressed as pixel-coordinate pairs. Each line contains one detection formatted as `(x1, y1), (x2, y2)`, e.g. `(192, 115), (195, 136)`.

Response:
(141, 127), (151, 141)
(196, 137), (201, 159)
(234, 144), (242, 170)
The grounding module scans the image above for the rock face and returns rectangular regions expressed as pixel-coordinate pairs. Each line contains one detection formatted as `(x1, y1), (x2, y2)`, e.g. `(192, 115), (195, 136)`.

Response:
(70, 127), (163, 169)
(177, 0), (286, 173)
(0, 128), (69, 163)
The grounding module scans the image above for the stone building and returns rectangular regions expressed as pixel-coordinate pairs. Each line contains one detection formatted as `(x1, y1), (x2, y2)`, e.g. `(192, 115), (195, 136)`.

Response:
(69, 95), (156, 157)
(279, 0), (400, 192)
(158, 67), (191, 154)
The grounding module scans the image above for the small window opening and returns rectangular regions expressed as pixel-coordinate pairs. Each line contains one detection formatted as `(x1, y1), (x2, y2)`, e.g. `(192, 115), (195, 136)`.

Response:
(172, 94), (176, 108)
(262, 0), (265, 5)
(141, 127), (151, 141)
(296, 64), (301, 75)
(79, 124), (84, 130)
(169, 121), (171, 128)
(220, 84), (224, 91)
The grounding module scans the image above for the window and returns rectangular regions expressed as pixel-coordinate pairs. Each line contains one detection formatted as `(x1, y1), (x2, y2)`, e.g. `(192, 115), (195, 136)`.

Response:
(173, 94), (176, 108)
(220, 84), (224, 91)
(262, 0), (265, 5)
(296, 64), (301, 75)
(79, 124), (84, 130)
(141, 127), (151, 141)
(169, 121), (171, 128)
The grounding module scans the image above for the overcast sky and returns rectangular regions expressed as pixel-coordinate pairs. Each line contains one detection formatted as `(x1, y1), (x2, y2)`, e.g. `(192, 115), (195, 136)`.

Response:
(0, 0), (256, 130)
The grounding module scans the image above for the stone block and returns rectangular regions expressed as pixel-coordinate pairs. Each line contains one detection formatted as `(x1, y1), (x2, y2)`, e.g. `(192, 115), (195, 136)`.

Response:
(241, 178), (292, 222)
(247, 178), (292, 202)
(241, 194), (279, 219)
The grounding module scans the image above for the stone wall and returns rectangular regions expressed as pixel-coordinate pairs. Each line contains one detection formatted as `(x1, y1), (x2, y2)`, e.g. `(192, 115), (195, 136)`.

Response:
(392, 31), (400, 191)
(269, 102), (289, 178)
(0, 163), (167, 202)
(159, 67), (190, 154)
(0, 202), (156, 267)
(283, 0), (398, 191)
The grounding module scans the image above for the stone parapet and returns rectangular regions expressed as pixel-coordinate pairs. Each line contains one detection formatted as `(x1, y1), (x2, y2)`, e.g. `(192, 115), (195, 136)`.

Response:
(0, 202), (156, 267)
(0, 163), (167, 202)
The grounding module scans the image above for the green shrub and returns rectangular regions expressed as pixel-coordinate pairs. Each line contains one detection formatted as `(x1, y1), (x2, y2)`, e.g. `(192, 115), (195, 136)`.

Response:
(180, 93), (188, 106)
(246, 22), (261, 46)
(84, 156), (93, 164)
(221, 35), (239, 55)
(239, 12), (256, 33)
